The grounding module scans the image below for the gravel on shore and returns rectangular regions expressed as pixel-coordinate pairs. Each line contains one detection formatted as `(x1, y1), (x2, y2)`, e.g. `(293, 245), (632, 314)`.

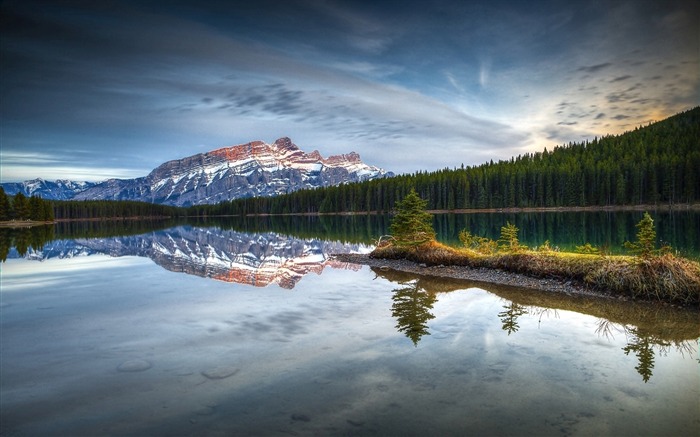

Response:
(333, 252), (615, 299)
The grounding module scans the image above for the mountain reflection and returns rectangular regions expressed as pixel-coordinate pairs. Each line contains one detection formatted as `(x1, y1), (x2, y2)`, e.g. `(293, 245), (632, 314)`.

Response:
(372, 267), (699, 382)
(5, 226), (366, 289)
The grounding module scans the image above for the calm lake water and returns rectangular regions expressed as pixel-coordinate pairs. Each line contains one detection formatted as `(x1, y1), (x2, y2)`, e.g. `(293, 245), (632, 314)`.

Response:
(1, 213), (699, 436)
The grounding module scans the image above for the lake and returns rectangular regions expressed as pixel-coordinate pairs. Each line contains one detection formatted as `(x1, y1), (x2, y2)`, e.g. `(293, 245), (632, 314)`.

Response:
(1, 212), (699, 436)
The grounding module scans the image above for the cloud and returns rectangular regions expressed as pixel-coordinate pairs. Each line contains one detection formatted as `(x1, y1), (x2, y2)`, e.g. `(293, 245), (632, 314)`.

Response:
(1, 0), (698, 181)
(0, 151), (145, 182)
(577, 63), (613, 74)
(610, 75), (632, 83)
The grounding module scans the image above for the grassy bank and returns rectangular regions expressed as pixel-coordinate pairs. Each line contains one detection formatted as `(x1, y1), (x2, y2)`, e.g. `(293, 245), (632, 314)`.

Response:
(371, 241), (700, 306)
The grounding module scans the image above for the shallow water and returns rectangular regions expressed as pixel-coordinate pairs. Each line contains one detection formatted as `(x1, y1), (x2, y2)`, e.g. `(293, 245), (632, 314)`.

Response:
(1, 227), (698, 436)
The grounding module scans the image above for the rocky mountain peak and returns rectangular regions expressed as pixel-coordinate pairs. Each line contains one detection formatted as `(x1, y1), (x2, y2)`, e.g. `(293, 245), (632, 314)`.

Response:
(67, 137), (392, 206)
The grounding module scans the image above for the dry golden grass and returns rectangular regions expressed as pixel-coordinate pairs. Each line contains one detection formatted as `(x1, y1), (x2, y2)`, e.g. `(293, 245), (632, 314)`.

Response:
(371, 241), (700, 306)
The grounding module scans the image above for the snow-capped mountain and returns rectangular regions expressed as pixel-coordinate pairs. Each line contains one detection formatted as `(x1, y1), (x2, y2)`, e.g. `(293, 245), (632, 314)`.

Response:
(1, 178), (96, 199)
(72, 137), (391, 206)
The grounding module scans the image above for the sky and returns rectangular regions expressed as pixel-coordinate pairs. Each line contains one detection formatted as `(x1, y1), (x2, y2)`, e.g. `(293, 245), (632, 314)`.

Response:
(1, 0), (698, 182)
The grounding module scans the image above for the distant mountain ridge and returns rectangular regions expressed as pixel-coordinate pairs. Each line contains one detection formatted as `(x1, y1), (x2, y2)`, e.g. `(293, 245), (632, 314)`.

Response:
(1, 179), (96, 199)
(2, 137), (392, 206)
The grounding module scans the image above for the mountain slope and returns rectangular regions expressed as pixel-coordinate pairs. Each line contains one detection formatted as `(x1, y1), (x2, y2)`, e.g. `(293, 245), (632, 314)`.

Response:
(72, 137), (390, 206)
(1, 179), (96, 200)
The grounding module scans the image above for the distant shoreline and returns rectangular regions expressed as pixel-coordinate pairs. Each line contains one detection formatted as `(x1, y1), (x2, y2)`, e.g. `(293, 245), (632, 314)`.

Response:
(249, 203), (700, 216)
(0, 220), (55, 228)
(0, 203), (697, 225)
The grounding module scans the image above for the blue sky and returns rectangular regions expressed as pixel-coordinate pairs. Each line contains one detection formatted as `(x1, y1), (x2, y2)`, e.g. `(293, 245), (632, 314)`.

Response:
(1, 0), (698, 182)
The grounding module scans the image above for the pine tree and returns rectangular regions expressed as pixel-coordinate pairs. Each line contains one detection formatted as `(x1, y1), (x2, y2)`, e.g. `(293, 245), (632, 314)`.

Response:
(624, 212), (657, 258)
(498, 221), (521, 252)
(12, 192), (29, 220)
(0, 187), (11, 221)
(29, 195), (43, 221)
(42, 201), (55, 222)
(390, 188), (436, 247)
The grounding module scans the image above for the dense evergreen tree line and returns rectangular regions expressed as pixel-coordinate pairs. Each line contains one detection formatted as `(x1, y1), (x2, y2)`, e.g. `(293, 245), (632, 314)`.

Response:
(0, 188), (55, 221)
(51, 199), (185, 220)
(1, 188), (186, 222)
(202, 106), (699, 215)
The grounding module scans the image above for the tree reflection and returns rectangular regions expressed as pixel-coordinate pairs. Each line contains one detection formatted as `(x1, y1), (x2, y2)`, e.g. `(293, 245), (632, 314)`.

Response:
(498, 302), (528, 335)
(592, 319), (683, 383)
(391, 280), (437, 346)
(0, 225), (56, 262)
(0, 226), (56, 261)
(622, 332), (656, 383)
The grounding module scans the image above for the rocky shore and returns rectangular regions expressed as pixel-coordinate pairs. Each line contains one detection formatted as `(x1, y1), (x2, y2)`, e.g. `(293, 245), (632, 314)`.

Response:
(333, 252), (618, 300)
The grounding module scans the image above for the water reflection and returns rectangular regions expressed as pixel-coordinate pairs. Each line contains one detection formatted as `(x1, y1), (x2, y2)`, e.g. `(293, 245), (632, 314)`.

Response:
(3, 209), (699, 262)
(390, 279), (438, 346)
(5, 225), (367, 289)
(373, 267), (699, 382)
(498, 302), (528, 335)
(0, 225), (55, 261)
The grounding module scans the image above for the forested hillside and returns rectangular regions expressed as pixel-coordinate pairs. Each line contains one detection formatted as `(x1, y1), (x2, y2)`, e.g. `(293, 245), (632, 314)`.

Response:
(191, 107), (699, 215)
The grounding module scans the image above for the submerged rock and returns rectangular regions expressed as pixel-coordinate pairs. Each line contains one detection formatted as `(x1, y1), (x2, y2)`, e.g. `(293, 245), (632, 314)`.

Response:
(201, 366), (239, 380)
(117, 359), (152, 372)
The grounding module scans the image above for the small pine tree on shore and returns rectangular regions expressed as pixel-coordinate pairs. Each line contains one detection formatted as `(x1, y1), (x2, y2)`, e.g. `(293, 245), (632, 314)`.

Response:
(624, 212), (658, 258)
(498, 221), (521, 252)
(390, 188), (436, 247)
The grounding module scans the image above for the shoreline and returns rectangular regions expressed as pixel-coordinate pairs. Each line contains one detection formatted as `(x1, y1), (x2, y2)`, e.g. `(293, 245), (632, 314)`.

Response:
(0, 203), (697, 224)
(333, 252), (619, 301)
(244, 203), (700, 216)
(0, 216), (174, 227)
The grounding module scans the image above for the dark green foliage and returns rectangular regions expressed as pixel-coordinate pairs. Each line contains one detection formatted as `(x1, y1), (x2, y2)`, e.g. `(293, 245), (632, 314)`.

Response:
(12, 192), (29, 220)
(51, 199), (185, 220)
(389, 188), (436, 246)
(29, 195), (43, 220)
(2, 193), (52, 222)
(0, 187), (11, 221)
(211, 107), (699, 215)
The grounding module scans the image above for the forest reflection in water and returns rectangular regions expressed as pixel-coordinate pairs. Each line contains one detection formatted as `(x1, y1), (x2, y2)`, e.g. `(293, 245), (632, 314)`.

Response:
(2, 208), (699, 262)
(376, 267), (699, 383)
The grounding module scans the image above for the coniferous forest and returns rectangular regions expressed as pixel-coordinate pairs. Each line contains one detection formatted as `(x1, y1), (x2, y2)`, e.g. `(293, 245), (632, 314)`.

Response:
(192, 106), (699, 216)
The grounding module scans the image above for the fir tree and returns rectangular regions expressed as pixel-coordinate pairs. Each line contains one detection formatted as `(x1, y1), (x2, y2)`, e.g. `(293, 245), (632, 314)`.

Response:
(624, 212), (657, 258)
(0, 187), (11, 221)
(389, 188), (436, 246)
(498, 221), (521, 252)
(12, 192), (29, 220)
(29, 195), (43, 221)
